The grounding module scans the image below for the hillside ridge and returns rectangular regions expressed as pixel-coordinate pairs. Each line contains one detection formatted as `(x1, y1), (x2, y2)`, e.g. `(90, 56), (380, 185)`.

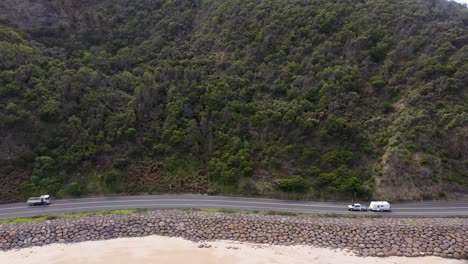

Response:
(0, 0), (466, 202)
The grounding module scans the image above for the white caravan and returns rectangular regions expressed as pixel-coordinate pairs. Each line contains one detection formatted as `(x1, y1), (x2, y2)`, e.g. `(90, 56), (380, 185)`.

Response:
(369, 201), (391, 212)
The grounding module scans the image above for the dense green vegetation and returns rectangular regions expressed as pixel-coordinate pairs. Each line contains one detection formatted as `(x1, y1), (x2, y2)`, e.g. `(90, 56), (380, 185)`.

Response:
(0, 0), (466, 202)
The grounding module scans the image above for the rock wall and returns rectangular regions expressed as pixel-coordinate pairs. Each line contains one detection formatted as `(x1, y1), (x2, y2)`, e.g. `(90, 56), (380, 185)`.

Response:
(0, 210), (467, 259)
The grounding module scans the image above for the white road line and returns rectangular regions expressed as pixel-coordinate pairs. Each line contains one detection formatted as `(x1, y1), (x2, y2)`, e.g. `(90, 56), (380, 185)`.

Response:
(46, 201), (468, 209)
(1, 203), (468, 219)
(392, 207), (468, 210)
(0, 199), (347, 211)
(0, 207), (27, 211)
(1, 199), (467, 213)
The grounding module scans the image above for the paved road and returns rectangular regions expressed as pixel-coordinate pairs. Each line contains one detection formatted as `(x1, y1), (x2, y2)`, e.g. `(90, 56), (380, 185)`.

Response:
(0, 194), (467, 219)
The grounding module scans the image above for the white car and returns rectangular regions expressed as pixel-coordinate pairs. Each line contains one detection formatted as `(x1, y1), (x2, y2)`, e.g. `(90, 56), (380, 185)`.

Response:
(347, 203), (367, 211)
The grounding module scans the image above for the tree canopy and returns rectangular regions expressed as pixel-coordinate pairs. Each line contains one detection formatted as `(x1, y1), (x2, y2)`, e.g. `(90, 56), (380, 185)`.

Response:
(0, 0), (466, 201)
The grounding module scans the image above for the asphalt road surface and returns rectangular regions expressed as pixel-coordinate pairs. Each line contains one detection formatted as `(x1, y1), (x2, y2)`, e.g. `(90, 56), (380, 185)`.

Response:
(0, 194), (467, 219)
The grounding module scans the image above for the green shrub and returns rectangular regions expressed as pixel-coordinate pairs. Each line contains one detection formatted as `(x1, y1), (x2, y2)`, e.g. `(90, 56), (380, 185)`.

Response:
(86, 173), (105, 194)
(105, 170), (122, 186)
(113, 158), (129, 170)
(405, 133), (416, 140)
(406, 143), (417, 152)
(320, 149), (354, 167)
(129, 145), (145, 158)
(55, 189), (65, 198)
(207, 147), (254, 185)
(6, 102), (18, 112)
(278, 176), (309, 193)
(303, 166), (321, 178)
(163, 156), (198, 175)
(419, 157), (430, 165)
(38, 100), (59, 122)
(373, 134), (389, 146)
(149, 186), (161, 194)
(207, 186), (219, 195)
(100, 144), (113, 153)
(268, 157), (282, 169)
(239, 181), (258, 195)
(153, 144), (167, 156)
(124, 128), (137, 138)
(383, 102), (395, 113)
(370, 76), (385, 88)
(20, 182), (37, 197)
(66, 182), (83, 197)
(169, 130), (186, 144)
(320, 114), (359, 143)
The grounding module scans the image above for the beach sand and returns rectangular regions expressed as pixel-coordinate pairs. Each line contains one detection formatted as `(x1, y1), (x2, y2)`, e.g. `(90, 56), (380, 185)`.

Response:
(1, 235), (465, 264)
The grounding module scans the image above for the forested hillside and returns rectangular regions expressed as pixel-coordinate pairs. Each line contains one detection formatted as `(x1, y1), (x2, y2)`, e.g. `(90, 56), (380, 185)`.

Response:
(0, 0), (466, 202)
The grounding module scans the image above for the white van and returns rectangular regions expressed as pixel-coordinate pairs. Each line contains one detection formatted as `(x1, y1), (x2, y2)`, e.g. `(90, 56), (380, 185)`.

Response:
(369, 201), (391, 212)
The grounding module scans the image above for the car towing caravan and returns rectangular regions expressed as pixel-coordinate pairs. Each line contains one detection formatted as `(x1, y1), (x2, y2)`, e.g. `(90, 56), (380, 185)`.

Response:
(369, 201), (391, 212)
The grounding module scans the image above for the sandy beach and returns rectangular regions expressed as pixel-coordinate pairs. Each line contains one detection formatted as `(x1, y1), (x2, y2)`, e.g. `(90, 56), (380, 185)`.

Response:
(0, 235), (465, 264)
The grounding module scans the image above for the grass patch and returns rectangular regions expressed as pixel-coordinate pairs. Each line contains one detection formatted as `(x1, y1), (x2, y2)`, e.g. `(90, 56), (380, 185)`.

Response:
(404, 220), (417, 225)
(0, 216), (48, 225)
(197, 208), (382, 218)
(200, 208), (252, 214)
(61, 209), (140, 219)
(261, 210), (382, 218)
(265, 211), (299, 216)
(318, 213), (382, 218)
(0, 209), (148, 226)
